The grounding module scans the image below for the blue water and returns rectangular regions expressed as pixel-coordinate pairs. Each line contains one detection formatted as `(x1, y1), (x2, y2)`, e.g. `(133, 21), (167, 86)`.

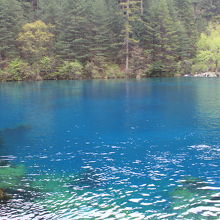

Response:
(0, 79), (219, 219)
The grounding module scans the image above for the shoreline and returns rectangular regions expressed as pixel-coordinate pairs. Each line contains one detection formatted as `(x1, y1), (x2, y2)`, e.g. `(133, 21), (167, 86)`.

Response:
(1, 74), (220, 83)
(0, 75), (176, 83)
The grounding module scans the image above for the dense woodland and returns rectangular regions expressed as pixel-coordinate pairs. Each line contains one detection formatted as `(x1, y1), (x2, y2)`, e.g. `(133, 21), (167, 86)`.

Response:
(0, 0), (220, 81)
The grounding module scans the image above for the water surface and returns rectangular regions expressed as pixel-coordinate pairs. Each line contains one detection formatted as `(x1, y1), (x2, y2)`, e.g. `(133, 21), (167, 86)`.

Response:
(0, 79), (220, 219)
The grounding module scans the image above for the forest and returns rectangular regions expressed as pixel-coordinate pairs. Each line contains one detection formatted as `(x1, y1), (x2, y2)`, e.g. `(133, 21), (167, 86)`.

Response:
(0, 0), (220, 81)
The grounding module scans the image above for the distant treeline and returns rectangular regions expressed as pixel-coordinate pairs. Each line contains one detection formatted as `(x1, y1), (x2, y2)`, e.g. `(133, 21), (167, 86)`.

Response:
(0, 0), (220, 81)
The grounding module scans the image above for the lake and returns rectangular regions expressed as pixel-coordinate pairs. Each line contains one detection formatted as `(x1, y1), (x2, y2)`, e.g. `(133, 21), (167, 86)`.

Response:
(0, 78), (220, 219)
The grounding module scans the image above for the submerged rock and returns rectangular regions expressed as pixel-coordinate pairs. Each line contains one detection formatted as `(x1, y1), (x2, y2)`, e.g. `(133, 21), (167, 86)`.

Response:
(0, 188), (12, 201)
(0, 160), (10, 167)
(178, 176), (207, 191)
(171, 176), (220, 218)
(171, 176), (210, 198)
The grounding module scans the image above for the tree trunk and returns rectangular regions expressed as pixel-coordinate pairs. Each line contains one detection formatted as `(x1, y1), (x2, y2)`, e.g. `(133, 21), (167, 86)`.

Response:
(125, 0), (130, 76)
(140, 0), (144, 15)
(32, 0), (38, 11)
(125, 34), (129, 75)
(215, 60), (218, 73)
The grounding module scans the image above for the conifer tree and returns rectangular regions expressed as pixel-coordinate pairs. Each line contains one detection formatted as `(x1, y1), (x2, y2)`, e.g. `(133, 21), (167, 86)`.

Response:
(87, 0), (118, 60)
(0, 0), (24, 61)
(55, 0), (92, 61)
(174, 0), (198, 58)
(119, 0), (142, 75)
(147, 0), (180, 75)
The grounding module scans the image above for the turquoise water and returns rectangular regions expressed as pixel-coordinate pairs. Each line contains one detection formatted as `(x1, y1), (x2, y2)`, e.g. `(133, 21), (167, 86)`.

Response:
(0, 79), (219, 219)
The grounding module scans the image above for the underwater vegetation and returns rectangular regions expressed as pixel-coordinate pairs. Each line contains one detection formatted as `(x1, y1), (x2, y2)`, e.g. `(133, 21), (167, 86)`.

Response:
(0, 137), (5, 147)
(0, 124), (32, 149)
(30, 173), (139, 218)
(28, 168), (104, 214)
(0, 163), (25, 189)
(171, 176), (220, 219)
(0, 163), (103, 206)
(0, 125), (32, 202)
(1, 163), (220, 219)
(30, 174), (71, 193)
(30, 168), (103, 193)
(0, 124), (32, 139)
(0, 125), (31, 202)
(0, 161), (26, 202)
(0, 124), (32, 135)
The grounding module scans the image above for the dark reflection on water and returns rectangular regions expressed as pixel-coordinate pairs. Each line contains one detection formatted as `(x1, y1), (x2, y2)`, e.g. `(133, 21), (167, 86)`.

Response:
(0, 79), (220, 219)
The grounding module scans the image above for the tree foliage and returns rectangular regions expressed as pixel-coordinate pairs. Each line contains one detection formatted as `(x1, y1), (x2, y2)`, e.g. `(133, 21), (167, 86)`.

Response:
(195, 23), (220, 72)
(0, 0), (220, 81)
(0, 0), (24, 61)
(17, 20), (54, 62)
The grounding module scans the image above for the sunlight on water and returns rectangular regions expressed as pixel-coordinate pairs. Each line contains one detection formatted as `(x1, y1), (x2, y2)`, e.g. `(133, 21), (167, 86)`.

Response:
(0, 79), (220, 219)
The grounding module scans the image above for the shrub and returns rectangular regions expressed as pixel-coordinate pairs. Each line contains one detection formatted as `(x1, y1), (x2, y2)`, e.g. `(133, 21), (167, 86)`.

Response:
(84, 56), (106, 78)
(38, 56), (58, 78)
(148, 61), (165, 77)
(0, 69), (6, 81)
(85, 62), (102, 79)
(191, 62), (211, 74)
(105, 63), (124, 78)
(2, 59), (33, 81)
(129, 46), (151, 78)
(85, 56), (124, 79)
(55, 61), (84, 80)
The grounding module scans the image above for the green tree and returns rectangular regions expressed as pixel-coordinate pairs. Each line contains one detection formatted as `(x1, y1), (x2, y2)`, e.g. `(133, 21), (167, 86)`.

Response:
(55, 0), (92, 61)
(119, 0), (142, 75)
(174, 0), (198, 58)
(195, 23), (220, 72)
(38, 0), (64, 25)
(0, 0), (24, 61)
(88, 0), (122, 60)
(17, 20), (54, 62)
(147, 0), (180, 75)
